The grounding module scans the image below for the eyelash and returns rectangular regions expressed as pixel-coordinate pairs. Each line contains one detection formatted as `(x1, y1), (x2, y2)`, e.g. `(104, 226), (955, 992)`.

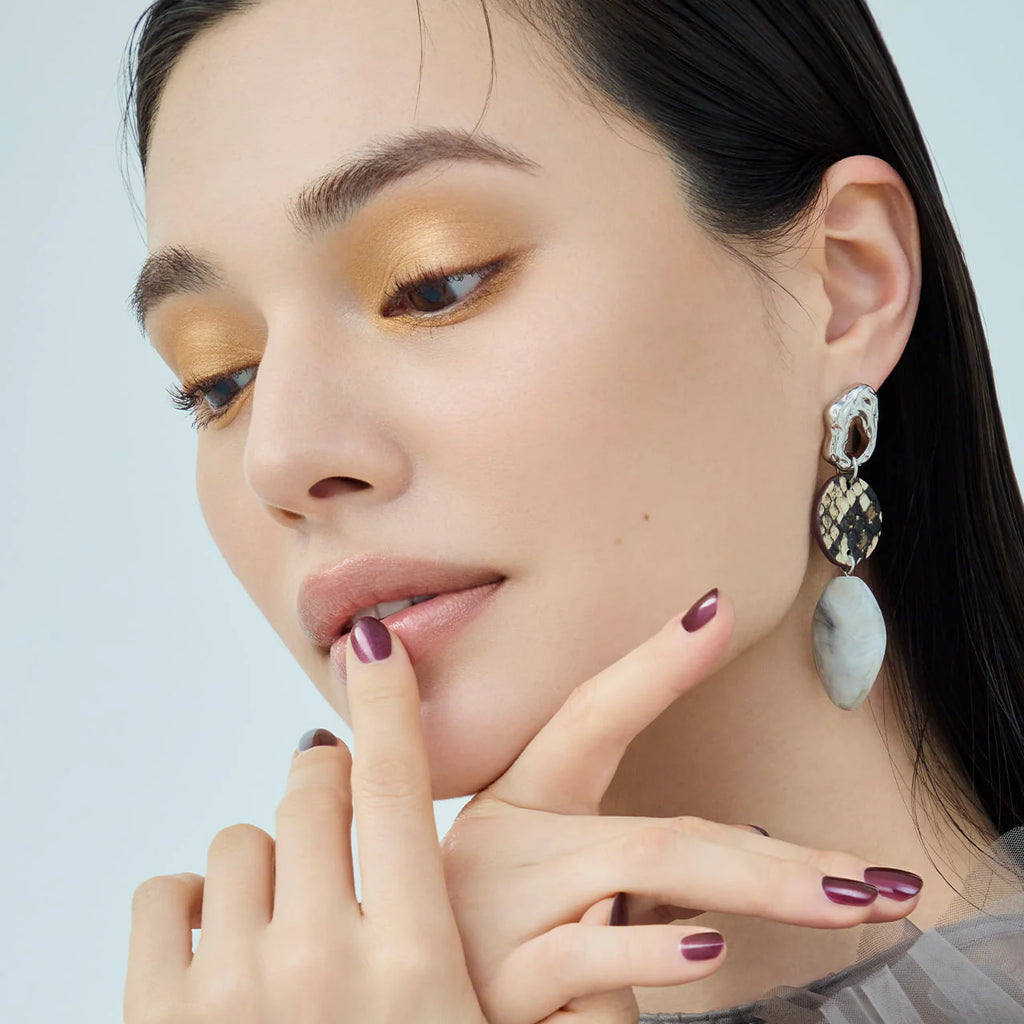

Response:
(166, 253), (511, 430)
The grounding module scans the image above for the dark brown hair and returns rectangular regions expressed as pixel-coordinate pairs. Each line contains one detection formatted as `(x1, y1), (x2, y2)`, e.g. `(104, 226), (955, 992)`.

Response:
(120, 0), (1024, 868)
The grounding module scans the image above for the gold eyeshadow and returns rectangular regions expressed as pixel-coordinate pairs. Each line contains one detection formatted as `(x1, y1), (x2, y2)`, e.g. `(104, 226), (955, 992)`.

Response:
(328, 180), (545, 310)
(148, 299), (265, 384)
(148, 179), (544, 390)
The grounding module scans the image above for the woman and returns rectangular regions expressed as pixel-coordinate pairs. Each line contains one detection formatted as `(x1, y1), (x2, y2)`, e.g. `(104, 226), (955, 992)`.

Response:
(119, 0), (1024, 1021)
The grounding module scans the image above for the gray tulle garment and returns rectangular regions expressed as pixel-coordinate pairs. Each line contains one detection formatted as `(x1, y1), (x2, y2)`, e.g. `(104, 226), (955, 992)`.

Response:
(638, 827), (1024, 1023)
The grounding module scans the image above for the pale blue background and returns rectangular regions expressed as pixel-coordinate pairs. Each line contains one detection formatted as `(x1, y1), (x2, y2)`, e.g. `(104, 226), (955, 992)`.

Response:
(2, 2), (1021, 1020)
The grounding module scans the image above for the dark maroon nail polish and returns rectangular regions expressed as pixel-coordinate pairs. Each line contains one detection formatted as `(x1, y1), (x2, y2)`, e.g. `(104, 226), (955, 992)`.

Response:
(864, 867), (923, 901)
(822, 876), (878, 906)
(609, 892), (629, 926)
(681, 588), (719, 632)
(351, 616), (392, 663)
(680, 931), (725, 960)
(297, 727), (338, 750)
(745, 824), (771, 837)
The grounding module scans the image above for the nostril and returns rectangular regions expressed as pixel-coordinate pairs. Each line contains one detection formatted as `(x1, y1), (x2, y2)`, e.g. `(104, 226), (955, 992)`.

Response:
(309, 477), (370, 499)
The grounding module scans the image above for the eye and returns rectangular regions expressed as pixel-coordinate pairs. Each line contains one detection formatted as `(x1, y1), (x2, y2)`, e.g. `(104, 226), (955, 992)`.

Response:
(381, 256), (509, 318)
(165, 252), (519, 430)
(167, 365), (258, 431)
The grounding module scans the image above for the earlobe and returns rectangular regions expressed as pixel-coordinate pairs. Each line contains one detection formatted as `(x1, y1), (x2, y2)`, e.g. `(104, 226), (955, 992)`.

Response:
(817, 155), (921, 389)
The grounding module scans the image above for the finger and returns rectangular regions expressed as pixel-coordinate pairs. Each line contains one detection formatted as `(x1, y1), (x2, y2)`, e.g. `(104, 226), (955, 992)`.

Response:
(489, 588), (732, 813)
(272, 728), (358, 930)
(523, 827), (921, 932)
(538, 903), (638, 1024)
(343, 616), (452, 931)
(528, 817), (921, 926)
(488, 920), (726, 1024)
(540, 989), (638, 1024)
(124, 873), (203, 1013)
(197, 823), (274, 950)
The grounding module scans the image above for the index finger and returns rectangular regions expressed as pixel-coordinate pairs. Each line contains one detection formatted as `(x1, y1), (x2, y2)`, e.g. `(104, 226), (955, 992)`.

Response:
(489, 588), (732, 814)
(343, 616), (452, 931)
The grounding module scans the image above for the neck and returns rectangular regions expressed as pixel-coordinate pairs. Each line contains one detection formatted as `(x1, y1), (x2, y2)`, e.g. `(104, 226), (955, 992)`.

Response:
(600, 554), (998, 1014)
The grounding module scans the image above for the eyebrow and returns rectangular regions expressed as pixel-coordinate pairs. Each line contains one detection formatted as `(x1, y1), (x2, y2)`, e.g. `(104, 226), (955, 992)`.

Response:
(128, 126), (541, 330)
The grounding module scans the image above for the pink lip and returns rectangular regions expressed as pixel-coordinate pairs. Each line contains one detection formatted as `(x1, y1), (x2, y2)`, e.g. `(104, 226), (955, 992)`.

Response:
(329, 580), (504, 683)
(297, 553), (505, 650)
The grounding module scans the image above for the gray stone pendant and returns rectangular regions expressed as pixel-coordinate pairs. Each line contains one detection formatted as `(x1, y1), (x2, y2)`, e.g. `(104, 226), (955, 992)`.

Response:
(811, 574), (887, 710)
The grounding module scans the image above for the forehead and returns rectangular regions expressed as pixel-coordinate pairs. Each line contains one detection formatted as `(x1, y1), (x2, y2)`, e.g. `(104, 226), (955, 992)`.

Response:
(143, 0), (600, 247)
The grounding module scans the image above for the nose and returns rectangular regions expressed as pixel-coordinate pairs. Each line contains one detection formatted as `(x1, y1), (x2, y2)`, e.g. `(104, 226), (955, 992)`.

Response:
(242, 324), (410, 528)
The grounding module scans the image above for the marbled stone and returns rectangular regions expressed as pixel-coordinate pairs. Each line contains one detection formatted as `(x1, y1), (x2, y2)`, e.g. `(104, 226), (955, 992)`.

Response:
(813, 473), (882, 572)
(811, 574), (886, 710)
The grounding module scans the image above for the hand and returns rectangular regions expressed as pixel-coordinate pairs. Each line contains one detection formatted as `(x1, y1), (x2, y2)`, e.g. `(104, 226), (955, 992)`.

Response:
(437, 588), (924, 1024)
(124, 617), (488, 1024)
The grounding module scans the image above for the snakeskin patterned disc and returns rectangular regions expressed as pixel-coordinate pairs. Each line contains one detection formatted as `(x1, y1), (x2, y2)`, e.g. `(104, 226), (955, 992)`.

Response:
(813, 473), (882, 571)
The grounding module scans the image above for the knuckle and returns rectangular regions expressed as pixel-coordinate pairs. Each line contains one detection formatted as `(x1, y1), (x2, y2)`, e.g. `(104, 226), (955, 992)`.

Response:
(670, 814), (716, 841)
(755, 856), (803, 916)
(271, 937), (346, 992)
(821, 849), (871, 879)
(131, 874), (190, 912)
(195, 964), (261, 1019)
(382, 938), (435, 983)
(351, 677), (405, 709)
(276, 785), (347, 824)
(781, 840), (831, 869)
(629, 825), (680, 867)
(352, 757), (426, 802)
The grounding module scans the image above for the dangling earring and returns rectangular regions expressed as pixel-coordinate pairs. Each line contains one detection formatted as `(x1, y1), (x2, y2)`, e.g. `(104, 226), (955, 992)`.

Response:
(810, 383), (887, 710)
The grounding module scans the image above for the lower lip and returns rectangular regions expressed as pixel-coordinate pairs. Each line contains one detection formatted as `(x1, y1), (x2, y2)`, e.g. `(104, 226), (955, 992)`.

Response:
(328, 579), (504, 683)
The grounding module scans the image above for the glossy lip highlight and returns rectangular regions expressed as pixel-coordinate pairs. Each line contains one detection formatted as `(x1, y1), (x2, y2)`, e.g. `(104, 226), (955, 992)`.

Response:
(297, 552), (506, 651)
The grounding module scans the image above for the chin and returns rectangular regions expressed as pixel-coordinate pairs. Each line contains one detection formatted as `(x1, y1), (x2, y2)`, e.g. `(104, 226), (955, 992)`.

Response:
(418, 693), (528, 800)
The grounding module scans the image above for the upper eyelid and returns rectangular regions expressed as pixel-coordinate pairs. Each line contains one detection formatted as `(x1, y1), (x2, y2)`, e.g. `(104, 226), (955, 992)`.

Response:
(180, 252), (519, 426)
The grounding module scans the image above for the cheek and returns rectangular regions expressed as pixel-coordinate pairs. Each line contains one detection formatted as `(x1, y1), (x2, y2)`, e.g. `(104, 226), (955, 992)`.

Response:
(457, 242), (823, 643)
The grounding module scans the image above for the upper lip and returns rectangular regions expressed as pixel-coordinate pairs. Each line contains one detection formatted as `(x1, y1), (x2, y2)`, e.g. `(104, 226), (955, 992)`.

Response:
(297, 553), (505, 649)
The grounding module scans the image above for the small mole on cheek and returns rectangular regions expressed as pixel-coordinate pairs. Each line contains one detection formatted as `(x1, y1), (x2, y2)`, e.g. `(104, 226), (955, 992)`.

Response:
(614, 536), (623, 546)
(642, 513), (650, 521)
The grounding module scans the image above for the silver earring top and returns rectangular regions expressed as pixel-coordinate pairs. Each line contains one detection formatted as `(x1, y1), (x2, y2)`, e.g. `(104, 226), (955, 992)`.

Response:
(824, 383), (878, 473)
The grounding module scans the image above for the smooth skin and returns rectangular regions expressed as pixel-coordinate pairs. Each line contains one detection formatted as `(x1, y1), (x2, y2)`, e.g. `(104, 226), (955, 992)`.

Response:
(135, 0), (999, 1015)
(125, 594), (922, 1023)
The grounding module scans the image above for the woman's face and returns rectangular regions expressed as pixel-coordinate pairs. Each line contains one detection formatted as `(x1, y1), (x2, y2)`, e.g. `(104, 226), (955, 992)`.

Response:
(142, 0), (828, 798)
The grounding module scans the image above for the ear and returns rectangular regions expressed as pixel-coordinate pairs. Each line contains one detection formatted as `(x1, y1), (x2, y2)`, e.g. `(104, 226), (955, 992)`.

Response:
(805, 155), (922, 399)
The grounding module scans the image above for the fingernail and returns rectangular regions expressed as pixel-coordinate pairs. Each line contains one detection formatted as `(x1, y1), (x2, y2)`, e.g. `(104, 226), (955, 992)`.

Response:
(745, 824), (770, 837)
(681, 588), (718, 632)
(609, 892), (629, 926)
(680, 931), (725, 960)
(864, 867), (923, 901)
(822, 875), (878, 906)
(297, 727), (338, 750)
(351, 616), (393, 663)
